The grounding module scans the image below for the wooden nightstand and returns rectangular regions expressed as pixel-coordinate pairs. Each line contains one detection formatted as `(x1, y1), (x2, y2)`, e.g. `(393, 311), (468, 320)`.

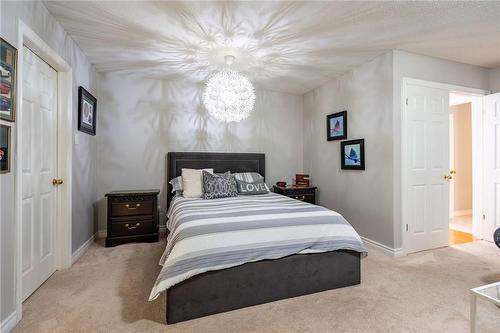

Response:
(105, 190), (160, 247)
(273, 185), (317, 204)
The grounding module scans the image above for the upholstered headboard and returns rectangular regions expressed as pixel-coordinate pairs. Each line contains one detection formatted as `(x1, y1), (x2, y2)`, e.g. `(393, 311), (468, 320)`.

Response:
(166, 152), (265, 207)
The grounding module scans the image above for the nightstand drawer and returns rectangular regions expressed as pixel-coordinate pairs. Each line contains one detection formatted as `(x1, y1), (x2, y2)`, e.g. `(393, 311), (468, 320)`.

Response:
(109, 219), (154, 237)
(290, 194), (315, 204)
(111, 201), (153, 217)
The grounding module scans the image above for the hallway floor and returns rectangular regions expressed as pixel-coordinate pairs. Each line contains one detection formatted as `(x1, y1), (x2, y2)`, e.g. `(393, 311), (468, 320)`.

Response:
(450, 214), (473, 245)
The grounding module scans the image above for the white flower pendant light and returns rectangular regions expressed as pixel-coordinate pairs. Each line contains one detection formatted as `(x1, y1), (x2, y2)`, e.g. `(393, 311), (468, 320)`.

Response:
(202, 55), (255, 123)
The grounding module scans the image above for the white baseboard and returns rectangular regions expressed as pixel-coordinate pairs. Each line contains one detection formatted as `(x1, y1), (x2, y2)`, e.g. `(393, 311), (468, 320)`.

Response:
(361, 236), (405, 257)
(71, 235), (95, 265)
(96, 229), (107, 239)
(96, 225), (167, 239)
(0, 311), (18, 333)
(454, 209), (472, 217)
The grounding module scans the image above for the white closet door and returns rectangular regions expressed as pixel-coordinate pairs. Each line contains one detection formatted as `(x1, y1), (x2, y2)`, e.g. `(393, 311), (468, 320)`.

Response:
(405, 83), (450, 253)
(483, 93), (500, 242)
(21, 47), (58, 301)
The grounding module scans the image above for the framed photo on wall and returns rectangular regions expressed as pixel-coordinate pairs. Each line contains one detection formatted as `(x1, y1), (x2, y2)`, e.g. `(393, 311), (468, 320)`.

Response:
(341, 139), (365, 170)
(0, 124), (11, 173)
(326, 111), (347, 141)
(0, 38), (17, 122)
(78, 86), (97, 135)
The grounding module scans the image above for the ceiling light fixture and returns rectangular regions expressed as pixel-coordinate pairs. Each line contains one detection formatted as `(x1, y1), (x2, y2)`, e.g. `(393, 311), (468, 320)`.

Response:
(202, 55), (255, 123)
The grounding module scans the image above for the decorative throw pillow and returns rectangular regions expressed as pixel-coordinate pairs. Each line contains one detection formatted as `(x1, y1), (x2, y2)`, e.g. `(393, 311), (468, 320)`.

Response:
(202, 171), (238, 199)
(234, 172), (269, 191)
(236, 178), (269, 195)
(169, 176), (183, 194)
(233, 172), (264, 182)
(182, 168), (214, 198)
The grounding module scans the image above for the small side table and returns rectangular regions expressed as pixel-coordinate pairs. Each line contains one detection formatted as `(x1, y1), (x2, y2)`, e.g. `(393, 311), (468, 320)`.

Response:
(272, 185), (317, 204)
(105, 189), (160, 247)
(470, 281), (500, 333)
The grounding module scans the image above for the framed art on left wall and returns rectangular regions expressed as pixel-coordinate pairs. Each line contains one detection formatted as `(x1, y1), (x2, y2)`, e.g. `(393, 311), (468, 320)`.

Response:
(0, 38), (17, 122)
(0, 124), (11, 173)
(78, 86), (97, 135)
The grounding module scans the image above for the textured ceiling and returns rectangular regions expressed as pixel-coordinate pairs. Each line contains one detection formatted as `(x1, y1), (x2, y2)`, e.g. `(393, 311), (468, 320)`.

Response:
(45, 1), (500, 94)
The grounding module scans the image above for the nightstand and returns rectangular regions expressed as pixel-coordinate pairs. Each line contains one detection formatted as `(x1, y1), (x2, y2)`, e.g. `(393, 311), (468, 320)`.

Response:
(273, 185), (317, 204)
(105, 190), (160, 247)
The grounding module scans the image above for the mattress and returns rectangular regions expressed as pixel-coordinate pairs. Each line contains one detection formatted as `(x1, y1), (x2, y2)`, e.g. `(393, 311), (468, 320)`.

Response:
(149, 192), (366, 300)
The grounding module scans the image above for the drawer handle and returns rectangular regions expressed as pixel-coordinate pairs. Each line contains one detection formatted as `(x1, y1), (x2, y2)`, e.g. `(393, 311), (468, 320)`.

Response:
(125, 203), (141, 210)
(294, 196), (305, 201)
(125, 222), (141, 229)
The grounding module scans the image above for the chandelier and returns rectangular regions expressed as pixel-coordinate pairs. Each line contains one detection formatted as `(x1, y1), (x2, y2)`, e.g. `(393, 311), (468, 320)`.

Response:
(202, 55), (255, 123)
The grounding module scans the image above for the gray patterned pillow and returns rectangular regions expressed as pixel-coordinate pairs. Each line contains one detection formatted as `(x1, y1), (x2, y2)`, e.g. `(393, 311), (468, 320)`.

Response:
(202, 171), (238, 199)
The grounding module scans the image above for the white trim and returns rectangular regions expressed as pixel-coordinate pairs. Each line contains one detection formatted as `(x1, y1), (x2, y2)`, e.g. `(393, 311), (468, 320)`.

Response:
(71, 235), (95, 265)
(0, 312), (17, 333)
(96, 229), (107, 239)
(454, 209), (473, 217)
(15, 19), (73, 327)
(96, 225), (167, 239)
(401, 77), (488, 255)
(361, 236), (404, 257)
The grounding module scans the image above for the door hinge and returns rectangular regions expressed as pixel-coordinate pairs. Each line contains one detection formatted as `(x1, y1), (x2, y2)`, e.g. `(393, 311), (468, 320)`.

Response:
(406, 98), (408, 106)
(406, 224), (409, 232)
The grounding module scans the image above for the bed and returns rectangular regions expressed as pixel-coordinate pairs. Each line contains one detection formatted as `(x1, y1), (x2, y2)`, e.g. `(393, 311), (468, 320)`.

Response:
(154, 152), (366, 324)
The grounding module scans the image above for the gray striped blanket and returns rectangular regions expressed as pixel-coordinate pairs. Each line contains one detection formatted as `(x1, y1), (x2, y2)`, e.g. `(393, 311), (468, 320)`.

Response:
(149, 192), (366, 300)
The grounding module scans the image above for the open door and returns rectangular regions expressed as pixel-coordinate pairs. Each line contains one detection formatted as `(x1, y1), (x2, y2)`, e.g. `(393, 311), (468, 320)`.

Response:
(483, 93), (500, 242)
(404, 83), (451, 253)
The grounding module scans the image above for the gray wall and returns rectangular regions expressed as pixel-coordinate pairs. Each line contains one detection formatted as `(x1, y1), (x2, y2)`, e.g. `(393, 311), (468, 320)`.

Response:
(489, 66), (500, 93)
(303, 52), (394, 247)
(0, 1), (97, 324)
(96, 72), (304, 231)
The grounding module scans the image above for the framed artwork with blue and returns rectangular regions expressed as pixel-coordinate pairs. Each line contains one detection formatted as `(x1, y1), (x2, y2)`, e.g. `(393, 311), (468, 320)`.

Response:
(341, 139), (365, 170)
(326, 111), (347, 141)
(0, 38), (17, 122)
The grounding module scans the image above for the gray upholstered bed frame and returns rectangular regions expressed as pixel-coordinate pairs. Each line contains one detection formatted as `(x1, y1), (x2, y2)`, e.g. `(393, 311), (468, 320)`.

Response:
(165, 152), (361, 324)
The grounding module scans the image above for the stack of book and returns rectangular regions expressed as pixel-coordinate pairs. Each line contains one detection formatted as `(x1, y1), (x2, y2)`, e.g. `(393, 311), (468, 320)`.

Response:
(295, 174), (310, 187)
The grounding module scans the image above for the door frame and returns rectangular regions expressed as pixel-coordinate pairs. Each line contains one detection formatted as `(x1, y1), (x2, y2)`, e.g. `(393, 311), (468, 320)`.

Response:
(15, 19), (73, 323)
(401, 77), (488, 254)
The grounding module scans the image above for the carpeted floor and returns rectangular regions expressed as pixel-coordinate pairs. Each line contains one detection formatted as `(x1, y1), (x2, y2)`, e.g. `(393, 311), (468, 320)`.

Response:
(13, 237), (500, 333)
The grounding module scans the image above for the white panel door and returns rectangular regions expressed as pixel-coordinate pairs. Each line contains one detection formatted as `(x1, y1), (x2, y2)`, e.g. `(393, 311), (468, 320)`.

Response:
(21, 47), (58, 301)
(483, 93), (500, 242)
(405, 84), (450, 253)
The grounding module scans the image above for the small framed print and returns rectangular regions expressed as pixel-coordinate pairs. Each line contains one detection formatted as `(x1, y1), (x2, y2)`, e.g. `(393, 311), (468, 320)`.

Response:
(327, 111), (347, 141)
(0, 38), (17, 122)
(341, 139), (365, 170)
(0, 124), (11, 173)
(78, 86), (97, 135)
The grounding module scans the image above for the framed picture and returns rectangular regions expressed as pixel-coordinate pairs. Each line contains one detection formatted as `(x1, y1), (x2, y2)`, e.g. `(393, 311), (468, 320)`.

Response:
(0, 124), (11, 173)
(78, 86), (97, 135)
(327, 111), (347, 141)
(0, 38), (17, 122)
(341, 139), (365, 170)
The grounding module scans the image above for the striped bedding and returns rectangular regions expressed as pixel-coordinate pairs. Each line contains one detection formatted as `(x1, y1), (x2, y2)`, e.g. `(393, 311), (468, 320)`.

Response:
(149, 192), (366, 300)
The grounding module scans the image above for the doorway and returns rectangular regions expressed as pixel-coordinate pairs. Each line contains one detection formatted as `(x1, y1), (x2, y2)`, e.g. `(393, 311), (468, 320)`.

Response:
(449, 93), (474, 245)
(402, 78), (487, 254)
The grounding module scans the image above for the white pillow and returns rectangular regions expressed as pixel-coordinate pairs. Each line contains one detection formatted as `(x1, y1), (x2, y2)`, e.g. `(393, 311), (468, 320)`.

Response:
(181, 168), (214, 198)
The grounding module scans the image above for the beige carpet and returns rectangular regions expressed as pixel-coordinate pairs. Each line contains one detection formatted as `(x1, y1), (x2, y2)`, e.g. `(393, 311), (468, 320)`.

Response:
(13, 237), (500, 333)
